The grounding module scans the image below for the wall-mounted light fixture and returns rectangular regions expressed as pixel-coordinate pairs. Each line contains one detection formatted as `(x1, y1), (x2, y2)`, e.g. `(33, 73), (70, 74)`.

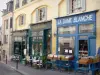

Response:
(54, 32), (57, 37)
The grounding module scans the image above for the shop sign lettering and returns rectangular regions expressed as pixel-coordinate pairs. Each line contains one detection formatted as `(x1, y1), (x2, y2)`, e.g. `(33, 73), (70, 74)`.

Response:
(56, 12), (96, 26)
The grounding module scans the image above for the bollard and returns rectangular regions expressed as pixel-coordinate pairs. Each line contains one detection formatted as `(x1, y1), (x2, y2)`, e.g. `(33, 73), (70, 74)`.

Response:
(6, 55), (7, 64)
(16, 59), (18, 69)
(16, 56), (19, 69)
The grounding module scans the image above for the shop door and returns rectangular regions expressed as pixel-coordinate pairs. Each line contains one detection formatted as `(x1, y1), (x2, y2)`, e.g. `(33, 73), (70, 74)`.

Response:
(79, 40), (88, 58)
(33, 42), (43, 56)
(89, 37), (96, 56)
(44, 29), (51, 56)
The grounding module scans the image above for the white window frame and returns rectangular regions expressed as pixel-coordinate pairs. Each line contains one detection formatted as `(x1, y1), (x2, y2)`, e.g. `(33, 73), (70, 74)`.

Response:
(67, 0), (86, 14)
(15, 0), (20, 9)
(36, 7), (47, 22)
(19, 15), (26, 25)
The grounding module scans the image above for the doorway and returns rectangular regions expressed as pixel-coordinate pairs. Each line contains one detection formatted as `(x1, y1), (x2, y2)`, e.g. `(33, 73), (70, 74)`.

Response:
(79, 40), (88, 58)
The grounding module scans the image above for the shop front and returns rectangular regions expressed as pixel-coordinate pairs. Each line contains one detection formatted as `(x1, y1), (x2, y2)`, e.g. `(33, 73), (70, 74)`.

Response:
(12, 30), (28, 61)
(56, 11), (97, 60)
(30, 21), (52, 61)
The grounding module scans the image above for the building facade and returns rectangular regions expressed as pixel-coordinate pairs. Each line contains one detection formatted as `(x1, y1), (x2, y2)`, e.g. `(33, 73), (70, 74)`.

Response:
(2, 0), (13, 60)
(12, 0), (100, 61)
(54, 0), (100, 60)
(13, 0), (63, 61)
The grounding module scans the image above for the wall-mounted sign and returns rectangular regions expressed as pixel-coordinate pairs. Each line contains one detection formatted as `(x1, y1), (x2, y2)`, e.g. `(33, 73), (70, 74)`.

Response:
(31, 22), (51, 31)
(56, 11), (96, 26)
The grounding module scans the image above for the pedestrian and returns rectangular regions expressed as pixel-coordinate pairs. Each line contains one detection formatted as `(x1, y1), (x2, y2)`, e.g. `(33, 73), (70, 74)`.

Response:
(97, 47), (100, 55)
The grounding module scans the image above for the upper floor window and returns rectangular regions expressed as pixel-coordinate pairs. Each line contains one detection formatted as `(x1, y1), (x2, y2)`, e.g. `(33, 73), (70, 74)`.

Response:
(7, 1), (13, 12)
(4, 19), (8, 29)
(4, 35), (8, 44)
(7, 4), (10, 12)
(17, 14), (26, 25)
(10, 17), (13, 28)
(36, 7), (47, 22)
(22, 0), (27, 6)
(67, 0), (86, 14)
(72, 0), (81, 12)
(15, 0), (19, 9)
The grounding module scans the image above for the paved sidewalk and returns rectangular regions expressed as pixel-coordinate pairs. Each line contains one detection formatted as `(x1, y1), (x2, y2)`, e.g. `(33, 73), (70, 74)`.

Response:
(2, 61), (91, 75)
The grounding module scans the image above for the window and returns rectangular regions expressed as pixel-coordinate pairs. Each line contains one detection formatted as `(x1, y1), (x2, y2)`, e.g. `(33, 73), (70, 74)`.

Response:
(10, 17), (13, 28)
(4, 35), (8, 44)
(72, 0), (81, 13)
(4, 19), (8, 29)
(7, 4), (10, 12)
(36, 7), (47, 22)
(58, 37), (75, 55)
(79, 24), (94, 33)
(18, 15), (26, 25)
(58, 26), (76, 34)
(67, 0), (86, 14)
(22, 0), (27, 6)
(15, 0), (19, 9)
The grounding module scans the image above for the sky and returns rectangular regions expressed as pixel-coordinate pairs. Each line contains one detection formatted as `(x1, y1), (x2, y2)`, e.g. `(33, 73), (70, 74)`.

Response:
(0, 0), (10, 27)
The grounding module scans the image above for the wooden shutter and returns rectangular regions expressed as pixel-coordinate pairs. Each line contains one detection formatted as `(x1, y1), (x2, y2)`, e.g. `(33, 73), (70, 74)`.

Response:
(81, 0), (86, 11)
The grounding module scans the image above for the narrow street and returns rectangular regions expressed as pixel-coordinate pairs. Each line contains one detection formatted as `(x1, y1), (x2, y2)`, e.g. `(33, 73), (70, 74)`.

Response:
(0, 62), (22, 75)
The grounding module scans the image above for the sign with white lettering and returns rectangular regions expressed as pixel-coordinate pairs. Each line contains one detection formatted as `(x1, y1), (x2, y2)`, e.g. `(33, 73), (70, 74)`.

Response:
(56, 12), (96, 26)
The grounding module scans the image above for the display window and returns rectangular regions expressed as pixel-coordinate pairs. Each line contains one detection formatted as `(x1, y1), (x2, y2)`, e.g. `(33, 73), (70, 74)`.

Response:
(58, 37), (75, 55)
(58, 26), (76, 34)
(79, 24), (94, 33)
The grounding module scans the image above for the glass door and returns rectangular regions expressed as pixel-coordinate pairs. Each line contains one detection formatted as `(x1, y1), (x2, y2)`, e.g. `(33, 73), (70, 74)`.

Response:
(79, 40), (88, 58)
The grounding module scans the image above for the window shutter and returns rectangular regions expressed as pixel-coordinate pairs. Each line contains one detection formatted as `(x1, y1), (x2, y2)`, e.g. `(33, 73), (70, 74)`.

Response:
(36, 9), (38, 22)
(67, 0), (70, 15)
(81, 0), (86, 11)
(44, 7), (47, 21)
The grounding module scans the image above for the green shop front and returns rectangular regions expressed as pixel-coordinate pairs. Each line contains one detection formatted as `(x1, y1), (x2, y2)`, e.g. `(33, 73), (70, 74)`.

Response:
(56, 11), (96, 60)
(29, 21), (52, 62)
(12, 30), (28, 61)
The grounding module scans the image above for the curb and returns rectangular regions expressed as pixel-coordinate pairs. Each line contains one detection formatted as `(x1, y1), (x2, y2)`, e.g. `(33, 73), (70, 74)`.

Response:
(0, 61), (28, 75)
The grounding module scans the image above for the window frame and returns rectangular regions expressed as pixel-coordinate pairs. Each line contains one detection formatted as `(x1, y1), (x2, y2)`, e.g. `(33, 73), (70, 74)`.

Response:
(72, 0), (82, 13)
(18, 14), (26, 26)
(58, 36), (75, 55)
(79, 23), (94, 34)
(15, 0), (20, 9)
(10, 17), (13, 28)
(22, 0), (27, 6)
(67, 0), (86, 14)
(58, 25), (76, 34)
(36, 7), (47, 22)
(5, 19), (8, 29)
